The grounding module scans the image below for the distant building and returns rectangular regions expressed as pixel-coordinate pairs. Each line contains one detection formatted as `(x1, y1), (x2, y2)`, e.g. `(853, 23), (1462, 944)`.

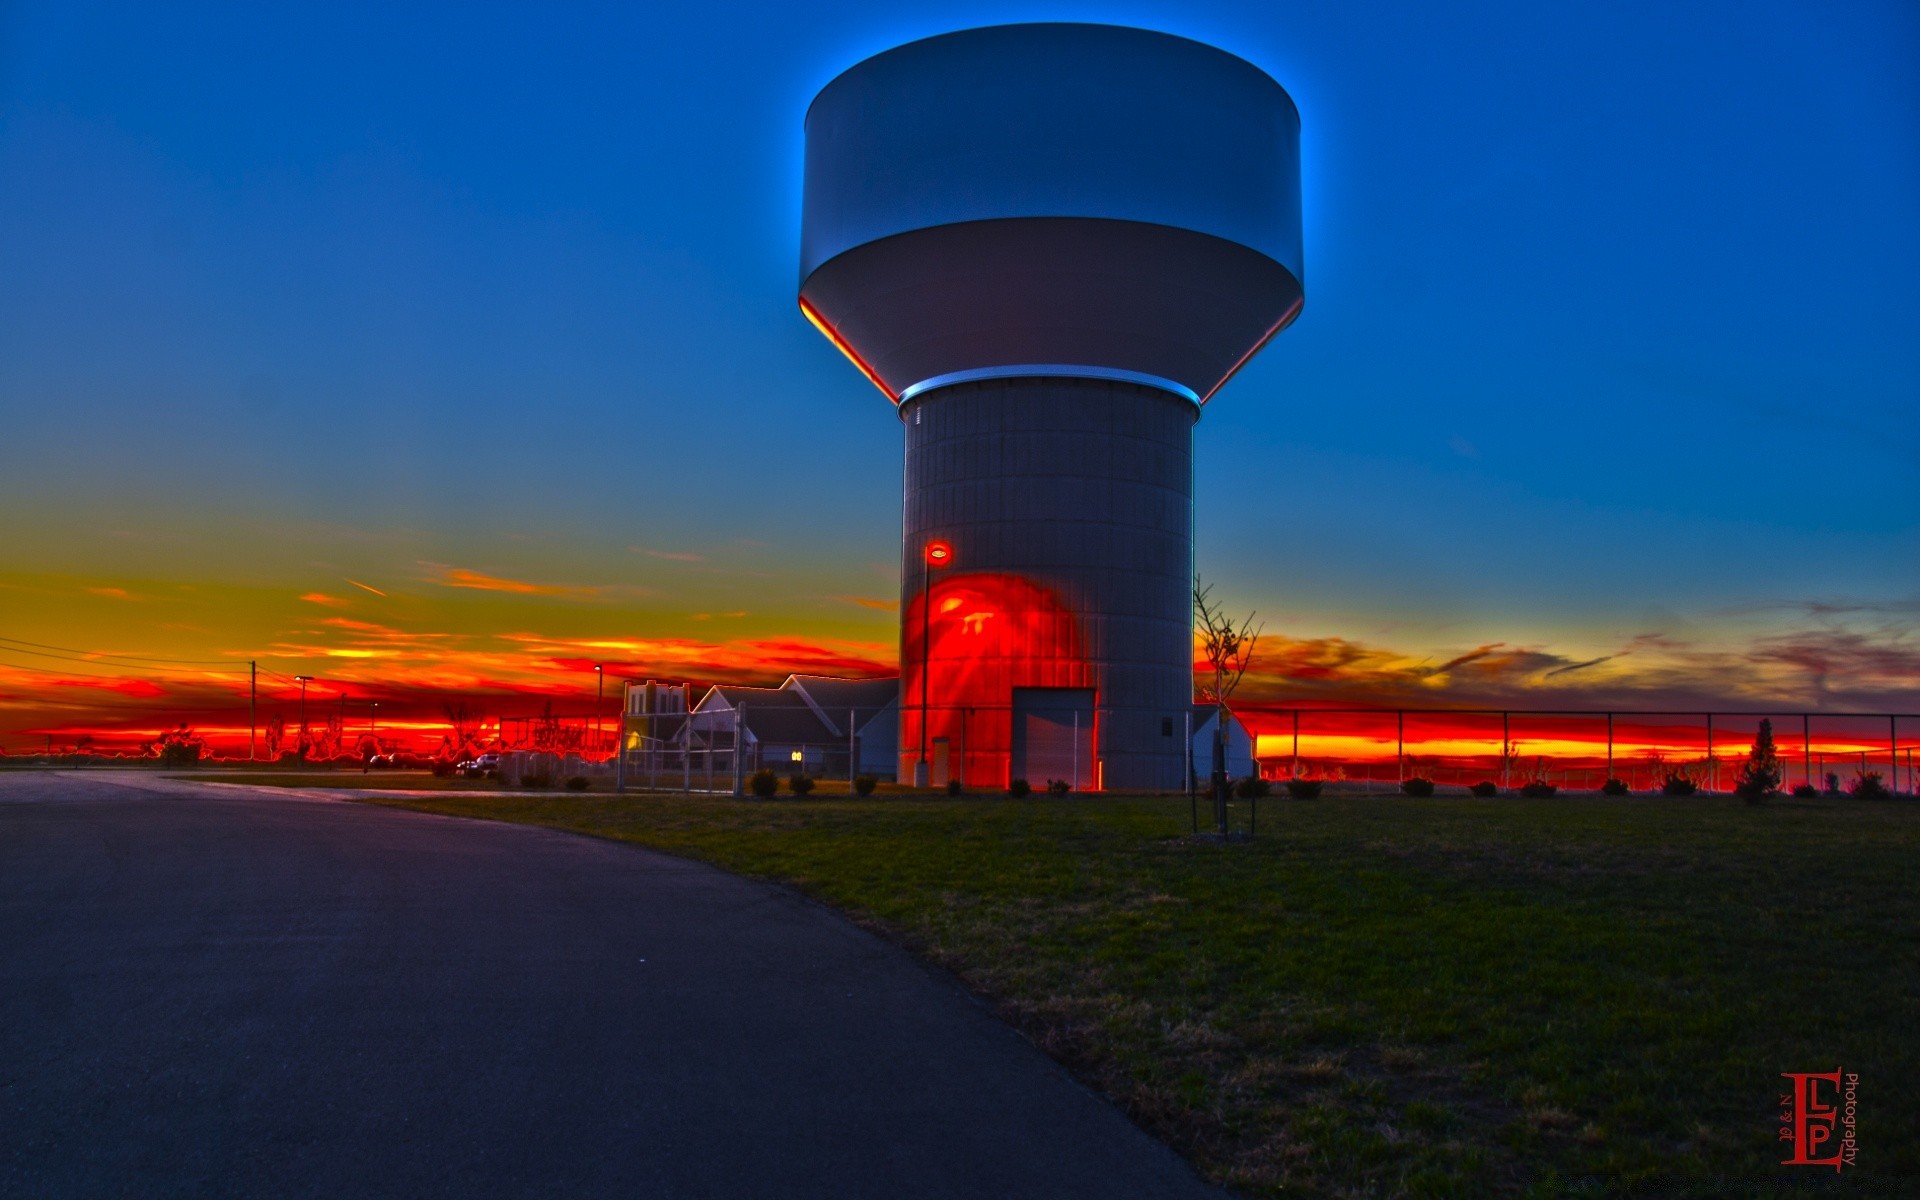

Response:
(1191, 706), (1256, 782)
(624, 674), (898, 780)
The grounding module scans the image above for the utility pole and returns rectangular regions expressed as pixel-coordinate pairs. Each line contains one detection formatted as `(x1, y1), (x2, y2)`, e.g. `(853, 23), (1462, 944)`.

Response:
(295, 676), (313, 757)
(249, 660), (257, 761)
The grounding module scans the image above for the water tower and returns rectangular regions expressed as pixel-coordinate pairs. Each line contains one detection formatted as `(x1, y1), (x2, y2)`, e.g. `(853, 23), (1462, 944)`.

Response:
(799, 23), (1303, 790)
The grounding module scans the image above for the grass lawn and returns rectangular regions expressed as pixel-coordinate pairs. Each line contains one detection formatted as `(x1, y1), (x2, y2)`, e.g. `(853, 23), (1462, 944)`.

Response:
(192, 778), (1917, 1196)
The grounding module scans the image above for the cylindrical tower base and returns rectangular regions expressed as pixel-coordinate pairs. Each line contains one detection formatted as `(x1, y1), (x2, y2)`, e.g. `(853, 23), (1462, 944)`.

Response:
(901, 378), (1194, 791)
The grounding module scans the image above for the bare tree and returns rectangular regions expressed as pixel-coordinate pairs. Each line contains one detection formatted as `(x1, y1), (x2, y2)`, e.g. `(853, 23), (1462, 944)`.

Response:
(1194, 576), (1263, 835)
(442, 700), (482, 759)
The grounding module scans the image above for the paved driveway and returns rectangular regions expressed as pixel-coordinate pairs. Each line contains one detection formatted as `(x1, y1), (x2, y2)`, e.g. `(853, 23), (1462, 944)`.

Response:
(0, 771), (1223, 1198)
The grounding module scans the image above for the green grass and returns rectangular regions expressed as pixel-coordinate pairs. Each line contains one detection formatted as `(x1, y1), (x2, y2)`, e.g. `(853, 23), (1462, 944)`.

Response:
(207, 780), (1920, 1196)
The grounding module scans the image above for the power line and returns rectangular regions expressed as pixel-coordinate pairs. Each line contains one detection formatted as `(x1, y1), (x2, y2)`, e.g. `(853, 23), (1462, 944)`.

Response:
(0, 635), (244, 668)
(0, 652), (259, 683)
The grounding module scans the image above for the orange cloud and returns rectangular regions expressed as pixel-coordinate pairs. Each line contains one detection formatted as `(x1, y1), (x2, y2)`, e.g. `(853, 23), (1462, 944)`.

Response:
(634, 547), (705, 562)
(839, 595), (898, 612)
(347, 579), (387, 596)
(86, 587), (138, 600)
(432, 567), (582, 596)
(301, 593), (348, 607)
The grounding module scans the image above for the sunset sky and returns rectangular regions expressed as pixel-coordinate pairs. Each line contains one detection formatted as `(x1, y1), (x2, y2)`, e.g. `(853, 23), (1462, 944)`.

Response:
(2, 0), (1915, 757)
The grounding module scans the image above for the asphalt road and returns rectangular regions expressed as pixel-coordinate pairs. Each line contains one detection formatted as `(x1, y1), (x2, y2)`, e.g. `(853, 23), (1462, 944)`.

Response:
(0, 771), (1224, 1199)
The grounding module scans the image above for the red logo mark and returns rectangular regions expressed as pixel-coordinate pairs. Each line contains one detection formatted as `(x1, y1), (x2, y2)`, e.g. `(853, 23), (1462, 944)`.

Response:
(1779, 1069), (1857, 1170)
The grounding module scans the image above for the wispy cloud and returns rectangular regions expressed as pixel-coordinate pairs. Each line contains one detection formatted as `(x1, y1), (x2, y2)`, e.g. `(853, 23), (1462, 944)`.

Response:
(632, 547), (706, 562)
(346, 579), (387, 597)
(300, 593), (349, 607)
(426, 565), (611, 598)
(839, 595), (899, 612)
(86, 587), (139, 600)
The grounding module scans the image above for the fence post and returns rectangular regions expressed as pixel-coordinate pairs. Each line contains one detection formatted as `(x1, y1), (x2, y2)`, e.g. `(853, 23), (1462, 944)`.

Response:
(1396, 710), (1404, 782)
(683, 717), (692, 793)
(849, 708), (858, 795)
(1802, 713), (1812, 790)
(615, 725), (626, 794)
(1606, 712), (1613, 781)
(1291, 710), (1299, 778)
(732, 703), (746, 797)
(1501, 712), (1509, 790)
(1705, 713), (1714, 791)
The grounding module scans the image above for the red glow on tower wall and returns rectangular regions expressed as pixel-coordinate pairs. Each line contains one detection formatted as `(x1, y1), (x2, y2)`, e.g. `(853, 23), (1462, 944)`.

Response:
(901, 572), (1087, 786)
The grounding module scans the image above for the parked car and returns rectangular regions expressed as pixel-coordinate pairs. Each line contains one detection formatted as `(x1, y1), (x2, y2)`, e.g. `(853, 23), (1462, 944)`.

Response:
(461, 752), (501, 779)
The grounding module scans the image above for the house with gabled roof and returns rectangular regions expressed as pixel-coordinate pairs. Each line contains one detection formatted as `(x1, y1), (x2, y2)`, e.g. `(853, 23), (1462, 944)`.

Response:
(689, 674), (898, 778)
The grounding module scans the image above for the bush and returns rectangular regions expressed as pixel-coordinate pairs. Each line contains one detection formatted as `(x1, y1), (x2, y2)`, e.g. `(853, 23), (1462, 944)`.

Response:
(945, 778), (963, 796)
(1849, 772), (1891, 801)
(158, 742), (202, 769)
(1519, 780), (1557, 798)
(749, 768), (780, 798)
(1048, 779), (1070, 796)
(1009, 778), (1032, 798)
(1660, 773), (1698, 796)
(1285, 778), (1322, 799)
(1791, 783), (1819, 799)
(519, 769), (552, 789)
(788, 772), (815, 797)
(1234, 775), (1271, 799)
(1733, 718), (1782, 805)
(1400, 776), (1435, 797)
(430, 759), (454, 777)
(1599, 778), (1628, 795)
(564, 775), (589, 792)
(1471, 781), (1498, 797)
(853, 774), (878, 796)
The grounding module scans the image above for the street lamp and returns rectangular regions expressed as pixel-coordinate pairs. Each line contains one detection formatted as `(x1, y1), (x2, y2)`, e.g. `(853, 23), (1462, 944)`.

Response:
(919, 539), (953, 788)
(294, 676), (314, 759)
(593, 663), (605, 758)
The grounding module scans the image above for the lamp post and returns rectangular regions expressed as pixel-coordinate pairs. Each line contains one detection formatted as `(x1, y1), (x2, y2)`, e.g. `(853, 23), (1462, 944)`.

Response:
(295, 676), (314, 759)
(919, 539), (953, 788)
(594, 663), (605, 758)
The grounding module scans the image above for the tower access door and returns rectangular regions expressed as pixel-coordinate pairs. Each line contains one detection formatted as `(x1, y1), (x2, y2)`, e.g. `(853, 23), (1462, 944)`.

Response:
(1011, 688), (1096, 790)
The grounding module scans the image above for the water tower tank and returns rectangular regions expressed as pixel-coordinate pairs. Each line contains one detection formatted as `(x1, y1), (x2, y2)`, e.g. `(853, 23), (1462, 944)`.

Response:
(800, 23), (1303, 790)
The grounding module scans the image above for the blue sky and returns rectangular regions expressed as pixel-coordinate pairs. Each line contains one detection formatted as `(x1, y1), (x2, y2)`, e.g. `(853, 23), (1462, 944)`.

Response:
(1, 0), (1915, 731)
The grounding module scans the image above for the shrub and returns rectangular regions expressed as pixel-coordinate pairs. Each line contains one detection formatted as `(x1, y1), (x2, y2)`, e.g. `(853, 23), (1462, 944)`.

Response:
(564, 775), (590, 792)
(1733, 718), (1783, 805)
(1849, 772), (1891, 801)
(519, 769), (551, 789)
(1048, 779), (1070, 796)
(1285, 778), (1322, 799)
(1400, 776), (1435, 797)
(1660, 773), (1698, 796)
(945, 778), (963, 796)
(430, 759), (454, 778)
(787, 772), (815, 797)
(1234, 775), (1271, 799)
(1791, 783), (1819, 799)
(1008, 778), (1032, 798)
(1600, 778), (1629, 795)
(749, 768), (780, 798)
(1471, 781), (1498, 798)
(1519, 780), (1557, 798)
(853, 774), (878, 796)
